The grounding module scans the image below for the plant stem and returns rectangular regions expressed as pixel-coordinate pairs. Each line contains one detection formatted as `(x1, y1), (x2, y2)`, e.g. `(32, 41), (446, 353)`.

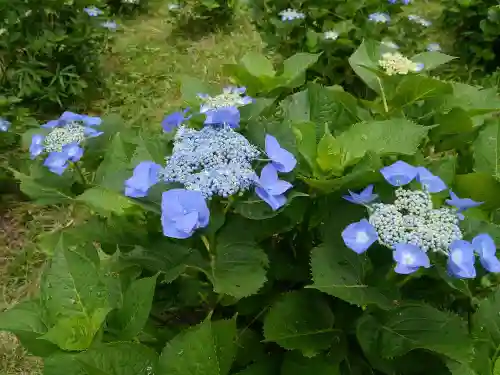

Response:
(377, 77), (389, 113)
(74, 162), (88, 187)
(201, 235), (211, 255)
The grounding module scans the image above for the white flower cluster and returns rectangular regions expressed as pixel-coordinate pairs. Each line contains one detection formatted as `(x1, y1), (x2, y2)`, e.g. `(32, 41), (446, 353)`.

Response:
(378, 52), (422, 75)
(43, 122), (86, 152)
(199, 87), (251, 112)
(122, 0), (140, 3)
(369, 188), (462, 253)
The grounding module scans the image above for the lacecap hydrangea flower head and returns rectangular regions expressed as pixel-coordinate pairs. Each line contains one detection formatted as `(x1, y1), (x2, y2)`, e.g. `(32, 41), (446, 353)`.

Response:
(124, 86), (297, 239)
(341, 161), (499, 278)
(29, 111), (103, 175)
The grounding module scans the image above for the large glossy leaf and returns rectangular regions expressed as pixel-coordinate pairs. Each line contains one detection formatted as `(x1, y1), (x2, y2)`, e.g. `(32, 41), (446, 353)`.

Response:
(411, 51), (456, 71)
(263, 290), (335, 357)
(455, 173), (500, 210)
(388, 74), (453, 109)
(76, 187), (136, 216)
(281, 351), (341, 375)
(348, 39), (382, 93)
(474, 120), (500, 181)
(94, 133), (133, 192)
(11, 169), (73, 205)
(158, 317), (237, 375)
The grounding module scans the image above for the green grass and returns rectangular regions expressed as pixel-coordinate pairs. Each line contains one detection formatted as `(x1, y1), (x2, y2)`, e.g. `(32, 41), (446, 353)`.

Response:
(0, 3), (262, 374)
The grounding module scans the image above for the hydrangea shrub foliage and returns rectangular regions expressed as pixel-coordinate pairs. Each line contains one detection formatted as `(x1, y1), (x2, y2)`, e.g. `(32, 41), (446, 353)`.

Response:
(3, 43), (500, 375)
(250, 0), (443, 89)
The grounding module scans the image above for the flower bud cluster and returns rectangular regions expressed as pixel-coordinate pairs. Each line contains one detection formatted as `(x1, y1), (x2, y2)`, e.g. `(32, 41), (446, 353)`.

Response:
(43, 122), (87, 152)
(378, 52), (422, 75)
(369, 188), (462, 253)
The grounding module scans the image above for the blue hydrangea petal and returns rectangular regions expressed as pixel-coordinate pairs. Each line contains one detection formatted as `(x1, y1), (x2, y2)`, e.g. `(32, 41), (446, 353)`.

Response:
(162, 109), (191, 132)
(83, 127), (104, 138)
(393, 243), (430, 274)
(62, 143), (84, 162)
(416, 167), (447, 193)
(343, 184), (378, 205)
(204, 107), (240, 128)
(44, 151), (70, 175)
(265, 134), (297, 173)
(255, 186), (287, 211)
(0, 118), (11, 132)
(124, 161), (162, 198)
(472, 233), (500, 272)
(341, 219), (378, 254)
(41, 120), (60, 129)
(267, 179), (293, 196)
(259, 164), (279, 187)
(30, 134), (45, 159)
(446, 190), (483, 212)
(447, 240), (476, 279)
(380, 161), (418, 186)
(173, 211), (199, 234)
(394, 263), (419, 274)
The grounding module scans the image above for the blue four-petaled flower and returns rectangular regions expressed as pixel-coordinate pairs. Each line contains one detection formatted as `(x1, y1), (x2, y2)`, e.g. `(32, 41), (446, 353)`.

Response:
(343, 184), (378, 205)
(161, 189), (210, 239)
(162, 108), (191, 132)
(393, 243), (430, 274)
(341, 219), (378, 254)
(265, 134), (297, 173)
(255, 164), (293, 211)
(447, 240), (476, 279)
(125, 161), (162, 198)
(380, 161), (418, 186)
(472, 234), (500, 273)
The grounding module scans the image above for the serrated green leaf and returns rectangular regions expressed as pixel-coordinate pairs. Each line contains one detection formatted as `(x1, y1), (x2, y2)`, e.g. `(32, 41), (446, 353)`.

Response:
(309, 244), (392, 309)
(77, 187), (135, 216)
(94, 133), (132, 192)
(337, 119), (428, 166)
(473, 288), (500, 349)
(234, 359), (278, 375)
(316, 127), (345, 175)
(240, 51), (275, 78)
(78, 342), (158, 375)
(40, 307), (111, 351)
(388, 74), (453, 108)
(474, 121), (500, 181)
(411, 51), (456, 71)
(293, 121), (318, 173)
(111, 274), (158, 340)
(44, 353), (87, 375)
(446, 360), (479, 375)
(375, 304), (473, 362)
(282, 90), (310, 124)
(11, 169), (73, 205)
(206, 233), (268, 299)
(0, 300), (58, 357)
(158, 317), (237, 375)
(131, 134), (167, 165)
(263, 290), (335, 356)
(348, 40), (382, 93)
(280, 53), (321, 88)
(40, 242), (109, 326)
(281, 351), (341, 375)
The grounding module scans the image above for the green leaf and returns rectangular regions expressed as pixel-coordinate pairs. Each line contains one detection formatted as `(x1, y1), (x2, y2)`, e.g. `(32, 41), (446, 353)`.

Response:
(309, 244), (393, 309)
(434, 108), (475, 137)
(474, 121), (500, 181)
(293, 122), (318, 173)
(11, 170), (73, 205)
(263, 290), (335, 356)
(411, 51), (456, 71)
(78, 342), (158, 375)
(282, 90), (310, 124)
(158, 317), (237, 375)
(94, 133), (132, 192)
(44, 353), (87, 375)
(455, 173), (500, 210)
(180, 75), (212, 103)
(473, 288), (500, 349)
(40, 307), (111, 351)
(281, 351), (341, 375)
(337, 119), (428, 166)
(233, 191), (308, 220)
(76, 187), (136, 216)
(370, 304), (473, 362)
(280, 53), (321, 88)
(131, 134), (167, 165)
(316, 127), (345, 175)
(348, 39), (382, 92)
(121, 241), (203, 283)
(205, 232), (269, 299)
(446, 360), (479, 375)
(235, 359), (279, 375)
(40, 242), (109, 326)
(240, 51), (276, 78)
(0, 300), (58, 357)
(388, 74), (453, 108)
(111, 274), (158, 340)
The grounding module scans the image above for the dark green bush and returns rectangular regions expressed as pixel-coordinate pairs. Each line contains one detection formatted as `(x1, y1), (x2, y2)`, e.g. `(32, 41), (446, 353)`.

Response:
(439, 0), (500, 75)
(106, 0), (149, 16)
(250, 0), (440, 91)
(0, 0), (113, 113)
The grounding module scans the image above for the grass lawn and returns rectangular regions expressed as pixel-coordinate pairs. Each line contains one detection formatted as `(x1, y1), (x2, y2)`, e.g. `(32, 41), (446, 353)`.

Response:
(0, 2), (262, 373)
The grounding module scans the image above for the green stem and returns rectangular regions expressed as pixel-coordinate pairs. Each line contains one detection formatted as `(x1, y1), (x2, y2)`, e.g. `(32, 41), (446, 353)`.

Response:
(74, 162), (88, 187)
(377, 77), (389, 113)
(397, 275), (413, 287)
(201, 235), (211, 255)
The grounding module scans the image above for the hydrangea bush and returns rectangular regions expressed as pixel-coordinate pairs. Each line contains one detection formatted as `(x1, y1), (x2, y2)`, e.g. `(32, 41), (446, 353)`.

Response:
(3, 43), (500, 375)
(250, 0), (441, 90)
(0, 0), (115, 111)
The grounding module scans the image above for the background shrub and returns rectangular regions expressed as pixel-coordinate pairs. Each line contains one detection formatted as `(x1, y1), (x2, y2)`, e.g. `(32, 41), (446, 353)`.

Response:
(438, 0), (500, 76)
(106, 0), (149, 16)
(250, 0), (440, 91)
(0, 0), (112, 113)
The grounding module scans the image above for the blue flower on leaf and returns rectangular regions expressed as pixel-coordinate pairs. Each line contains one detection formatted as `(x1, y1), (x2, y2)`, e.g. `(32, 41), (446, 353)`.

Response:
(343, 184), (378, 205)
(368, 12), (391, 23)
(204, 106), (240, 128)
(446, 190), (482, 219)
(415, 167), (446, 193)
(448, 240), (476, 278)
(161, 189), (210, 239)
(380, 161), (418, 186)
(265, 134), (297, 173)
(255, 164), (292, 211)
(393, 243), (430, 274)
(162, 108), (191, 132)
(102, 21), (117, 30)
(42, 111), (102, 129)
(84, 6), (103, 16)
(341, 219), (378, 254)
(125, 161), (162, 198)
(472, 234), (500, 273)
(0, 118), (11, 132)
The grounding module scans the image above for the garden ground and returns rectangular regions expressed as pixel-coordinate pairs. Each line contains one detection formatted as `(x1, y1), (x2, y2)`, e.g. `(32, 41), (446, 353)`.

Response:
(0, 2), (262, 373)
